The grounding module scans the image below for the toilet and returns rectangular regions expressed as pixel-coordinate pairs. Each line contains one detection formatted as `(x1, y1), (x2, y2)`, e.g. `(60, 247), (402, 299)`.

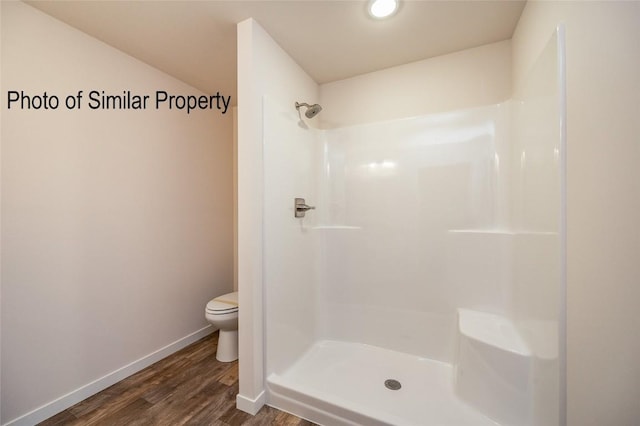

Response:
(205, 291), (238, 362)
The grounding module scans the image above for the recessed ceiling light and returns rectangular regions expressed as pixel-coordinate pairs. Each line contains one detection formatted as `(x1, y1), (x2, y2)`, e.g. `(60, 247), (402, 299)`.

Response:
(368, 0), (399, 19)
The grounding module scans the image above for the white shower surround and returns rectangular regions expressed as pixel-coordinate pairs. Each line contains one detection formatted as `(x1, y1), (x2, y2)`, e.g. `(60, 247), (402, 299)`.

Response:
(238, 18), (564, 426)
(262, 100), (521, 425)
(262, 33), (563, 426)
(264, 98), (516, 373)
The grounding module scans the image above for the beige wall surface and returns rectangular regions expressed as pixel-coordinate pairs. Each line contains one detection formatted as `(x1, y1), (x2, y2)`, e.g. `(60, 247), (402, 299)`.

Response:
(513, 2), (640, 425)
(1, 2), (233, 423)
(320, 40), (512, 127)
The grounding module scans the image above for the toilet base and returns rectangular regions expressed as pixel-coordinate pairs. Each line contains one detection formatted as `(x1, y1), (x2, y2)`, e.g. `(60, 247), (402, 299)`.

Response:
(216, 329), (238, 362)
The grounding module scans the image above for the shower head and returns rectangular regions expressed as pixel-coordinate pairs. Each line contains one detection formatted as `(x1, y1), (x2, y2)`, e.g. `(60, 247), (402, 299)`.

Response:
(295, 102), (323, 119)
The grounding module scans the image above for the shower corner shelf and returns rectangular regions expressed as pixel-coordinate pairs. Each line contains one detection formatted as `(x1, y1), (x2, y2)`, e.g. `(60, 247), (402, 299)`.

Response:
(448, 229), (515, 235)
(455, 308), (532, 425)
(312, 225), (362, 230)
(448, 229), (558, 236)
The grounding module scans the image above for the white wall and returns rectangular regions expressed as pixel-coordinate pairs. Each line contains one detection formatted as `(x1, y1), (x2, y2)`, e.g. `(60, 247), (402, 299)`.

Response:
(236, 18), (319, 414)
(1, 2), (233, 423)
(320, 40), (512, 127)
(512, 2), (640, 425)
(263, 98), (320, 375)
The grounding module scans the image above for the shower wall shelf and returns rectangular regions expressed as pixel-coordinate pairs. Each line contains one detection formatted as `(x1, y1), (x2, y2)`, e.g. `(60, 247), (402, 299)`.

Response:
(448, 229), (515, 235)
(448, 229), (558, 236)
(312, 225), (362, 230)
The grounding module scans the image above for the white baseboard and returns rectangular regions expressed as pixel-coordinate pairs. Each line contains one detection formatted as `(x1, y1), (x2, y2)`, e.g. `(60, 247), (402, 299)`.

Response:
(3, 325), (215, 426)
(236, 390), (266, 415)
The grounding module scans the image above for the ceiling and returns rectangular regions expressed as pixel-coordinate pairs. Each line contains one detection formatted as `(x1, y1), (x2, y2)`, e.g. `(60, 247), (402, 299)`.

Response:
(26, 1), (526, 103)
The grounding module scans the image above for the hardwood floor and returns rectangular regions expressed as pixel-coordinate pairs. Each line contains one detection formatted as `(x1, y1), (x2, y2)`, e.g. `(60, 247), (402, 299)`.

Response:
(38, 332), (315, 426)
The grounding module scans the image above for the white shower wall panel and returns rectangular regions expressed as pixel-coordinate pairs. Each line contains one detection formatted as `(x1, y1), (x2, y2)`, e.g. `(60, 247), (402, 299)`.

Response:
(317, 105), (513, 363)
(446, 230), (514, 316)
(263, 97), (321, 376)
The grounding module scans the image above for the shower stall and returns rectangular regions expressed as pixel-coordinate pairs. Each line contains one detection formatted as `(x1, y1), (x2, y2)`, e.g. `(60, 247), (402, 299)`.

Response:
(238, 18), (565, 426)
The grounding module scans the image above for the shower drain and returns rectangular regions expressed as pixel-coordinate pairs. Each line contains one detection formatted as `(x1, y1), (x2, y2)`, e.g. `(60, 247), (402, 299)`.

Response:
(384, 379), (402, 390)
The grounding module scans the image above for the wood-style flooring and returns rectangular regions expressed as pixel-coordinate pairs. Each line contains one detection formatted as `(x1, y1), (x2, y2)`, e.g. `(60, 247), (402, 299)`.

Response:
(38, 332), (316, 426)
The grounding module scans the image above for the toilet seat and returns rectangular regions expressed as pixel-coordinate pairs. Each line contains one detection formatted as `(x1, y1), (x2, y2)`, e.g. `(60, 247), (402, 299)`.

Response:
(206, 292), (238, 314)
(207, 308), (238, 315)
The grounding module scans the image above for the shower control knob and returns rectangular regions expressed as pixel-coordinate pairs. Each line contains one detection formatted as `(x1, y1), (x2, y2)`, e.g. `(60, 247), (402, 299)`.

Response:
(294, 198), (315, 218)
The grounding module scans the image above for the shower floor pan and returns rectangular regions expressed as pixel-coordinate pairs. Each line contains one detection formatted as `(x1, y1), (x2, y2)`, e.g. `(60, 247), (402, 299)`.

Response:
(267, 340), (497, 426)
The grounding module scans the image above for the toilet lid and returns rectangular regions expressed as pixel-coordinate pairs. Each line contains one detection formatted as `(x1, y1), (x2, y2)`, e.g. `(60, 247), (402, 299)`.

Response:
(206, 291), (238, 312)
